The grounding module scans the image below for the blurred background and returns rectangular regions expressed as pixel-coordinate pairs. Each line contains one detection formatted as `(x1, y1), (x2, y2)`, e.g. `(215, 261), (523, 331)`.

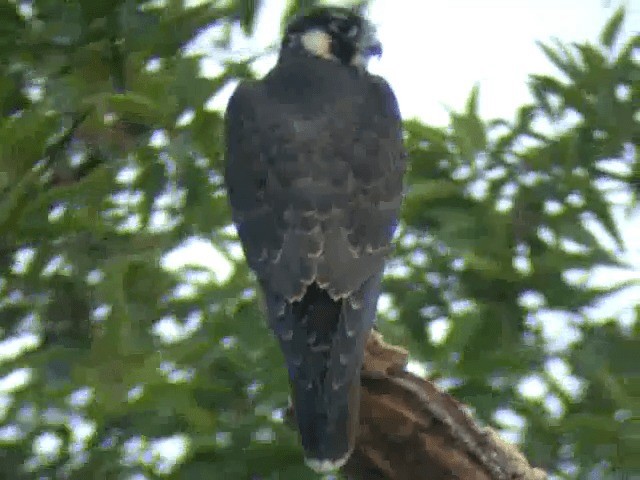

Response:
(0, 0), (638, 478)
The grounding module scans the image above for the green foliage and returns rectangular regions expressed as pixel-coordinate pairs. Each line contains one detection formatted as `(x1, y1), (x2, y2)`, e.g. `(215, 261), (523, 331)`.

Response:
(0, 2), (637, 479)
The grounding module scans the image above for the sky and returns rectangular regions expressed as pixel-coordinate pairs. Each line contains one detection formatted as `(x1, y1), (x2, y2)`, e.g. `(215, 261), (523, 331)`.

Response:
(370, 0), (640, 124)
(204, 0), (640, 125)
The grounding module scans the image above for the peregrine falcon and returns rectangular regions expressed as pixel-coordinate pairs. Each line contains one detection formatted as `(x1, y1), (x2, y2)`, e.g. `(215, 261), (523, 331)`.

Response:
(224, 7), (405, 472)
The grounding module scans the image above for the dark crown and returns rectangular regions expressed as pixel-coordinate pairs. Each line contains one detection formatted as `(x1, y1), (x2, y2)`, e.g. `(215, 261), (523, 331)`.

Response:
(282, 7), (380, 66)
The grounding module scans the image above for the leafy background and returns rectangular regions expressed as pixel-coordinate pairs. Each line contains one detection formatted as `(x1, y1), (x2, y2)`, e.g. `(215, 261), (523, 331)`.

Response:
(0, 0), (637, 479)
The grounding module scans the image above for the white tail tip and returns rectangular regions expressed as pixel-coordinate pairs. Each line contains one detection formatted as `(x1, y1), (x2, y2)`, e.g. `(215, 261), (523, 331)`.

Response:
(304, 451), (352, 473)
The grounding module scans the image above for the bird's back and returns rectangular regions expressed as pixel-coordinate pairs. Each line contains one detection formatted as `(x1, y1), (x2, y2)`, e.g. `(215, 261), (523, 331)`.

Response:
(226, 52), (405, 303)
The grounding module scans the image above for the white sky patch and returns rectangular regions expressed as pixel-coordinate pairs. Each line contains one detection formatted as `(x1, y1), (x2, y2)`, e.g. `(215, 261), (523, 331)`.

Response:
(562, 269), (589, 287)
(518, 374), (548, 400)
(205, 80), (238, 112)
(67, 387), (94, 409)
(545, 357), (585, 399)
(428, 317), (450, 345)
(68, 415), (96, 452)
(0, 334), (40, 362)
(162, 236), (233, 284)
(127, 475), (148, 480)
(91, 304), (111, 322)
(512, 252), (532, 275)
(149, 130), (169, 148)
(493, 408), (526, 431)
(122, 436), (147, 466)
(377, 292), (392, 312)
(116, 164), (140, 184)
(544, 393), (565, 419)
(128, 385), (144, 403)
(0, 424), (23, 442)
(449, 299), (475, 315)
(220, 225), (245, 256)
(406, 359), (427, 378)
(527, 310), (582, 352)
(152, 316), (183, 343)
(198, 57), (225, 79)
(518, 291), (546, 310)
(369, 0), (639, 123)
(499, 430), (522, 445)
(152, 313), (202, 344)
(149, 434), (190, 474)
(175, 109), (195, 127)
(11, 247), (36, 275)
(0, 368), (32, 392)
(33, 431), (63, 459)
(170, 283), (198, 299)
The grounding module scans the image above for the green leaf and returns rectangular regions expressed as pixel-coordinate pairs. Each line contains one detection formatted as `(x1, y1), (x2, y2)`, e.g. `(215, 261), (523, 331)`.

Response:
(406, 179), (461, 202)
(78, 0), (124, 23)
(86, 92), (163, 124)
(537, 39), (582, 81)
(450, 102), (487, 163)
(465, 83), (480, 116)
(238, 0), (263, 34)
(600, 7), (625, 49)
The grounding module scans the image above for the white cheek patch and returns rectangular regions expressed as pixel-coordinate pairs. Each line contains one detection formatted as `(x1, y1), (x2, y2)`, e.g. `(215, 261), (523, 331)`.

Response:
(300, 29), (335, 61)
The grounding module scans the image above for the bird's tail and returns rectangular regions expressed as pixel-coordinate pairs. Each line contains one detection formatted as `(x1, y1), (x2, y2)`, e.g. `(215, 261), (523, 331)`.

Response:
(292, 364), (361, 472)
(265, 278), (381, 473)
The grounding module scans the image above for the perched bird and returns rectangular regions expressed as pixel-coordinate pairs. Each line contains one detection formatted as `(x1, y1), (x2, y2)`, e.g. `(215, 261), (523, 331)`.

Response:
(224, 6), (405, 473)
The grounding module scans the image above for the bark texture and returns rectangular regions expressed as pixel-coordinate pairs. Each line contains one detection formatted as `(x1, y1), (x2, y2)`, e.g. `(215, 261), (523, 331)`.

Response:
(340, 331), (549, 480)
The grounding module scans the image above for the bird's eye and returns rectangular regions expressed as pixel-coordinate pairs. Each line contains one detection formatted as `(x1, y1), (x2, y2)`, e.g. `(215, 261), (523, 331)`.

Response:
(328, 19), (359, 38)
(346, 25), (359, 38)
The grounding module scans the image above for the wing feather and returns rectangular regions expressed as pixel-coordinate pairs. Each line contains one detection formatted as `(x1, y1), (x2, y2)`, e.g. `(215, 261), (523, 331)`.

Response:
(224, 67), (405, 302)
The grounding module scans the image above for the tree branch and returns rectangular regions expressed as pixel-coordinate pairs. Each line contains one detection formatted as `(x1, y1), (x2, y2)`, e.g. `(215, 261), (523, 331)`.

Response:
(341, 331), (548, 480)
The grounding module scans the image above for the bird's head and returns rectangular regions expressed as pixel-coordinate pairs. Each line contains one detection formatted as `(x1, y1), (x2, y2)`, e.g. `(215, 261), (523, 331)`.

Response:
(282, 7), (382, 68)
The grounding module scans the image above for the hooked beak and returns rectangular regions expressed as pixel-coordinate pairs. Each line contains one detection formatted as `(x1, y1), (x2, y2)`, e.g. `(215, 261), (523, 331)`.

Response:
(364, 40), (382, 57)
(359, 21), (382, 58)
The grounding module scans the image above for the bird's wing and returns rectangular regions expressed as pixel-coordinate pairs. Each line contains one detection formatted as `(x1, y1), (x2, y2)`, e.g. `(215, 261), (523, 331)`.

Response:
(224, 74), (405, 302)
(313, 75), (405, 300)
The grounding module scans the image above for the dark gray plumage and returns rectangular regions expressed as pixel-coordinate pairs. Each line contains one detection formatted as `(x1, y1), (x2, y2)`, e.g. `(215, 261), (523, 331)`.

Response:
(224, 7), (405, 473)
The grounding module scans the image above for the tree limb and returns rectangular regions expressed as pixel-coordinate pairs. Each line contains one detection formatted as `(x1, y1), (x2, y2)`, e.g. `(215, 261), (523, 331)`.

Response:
(341, 331), (548, 480)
